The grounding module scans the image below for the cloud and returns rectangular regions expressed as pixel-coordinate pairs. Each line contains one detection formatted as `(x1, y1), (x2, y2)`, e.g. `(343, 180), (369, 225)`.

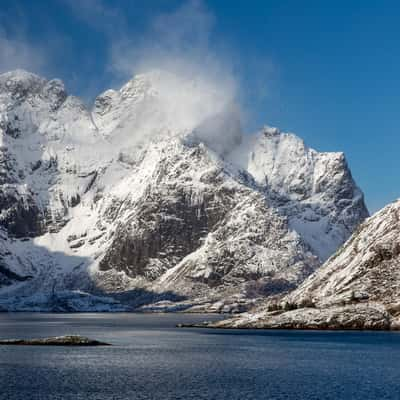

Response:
(151, 0), (214, 55)
(60, 0), (127, 35)
(61, 0), (278, 130)
(110, 1), (225, 79)
(1, 0), (277, 137)
(0, 7), (71, 79)
(0, 29), (45, 74)
(107, 0), (278, 135)
(110, 0), (237, 108)
(103, 0), (243, 152)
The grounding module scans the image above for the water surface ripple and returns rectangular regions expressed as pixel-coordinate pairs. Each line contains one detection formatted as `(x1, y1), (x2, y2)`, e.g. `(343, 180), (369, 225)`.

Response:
(1, 313), (399, 400)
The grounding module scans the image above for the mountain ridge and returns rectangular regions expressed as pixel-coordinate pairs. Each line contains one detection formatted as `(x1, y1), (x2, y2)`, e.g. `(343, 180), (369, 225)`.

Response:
(0, 69), (368, 311)
(210, 200), (400, 329)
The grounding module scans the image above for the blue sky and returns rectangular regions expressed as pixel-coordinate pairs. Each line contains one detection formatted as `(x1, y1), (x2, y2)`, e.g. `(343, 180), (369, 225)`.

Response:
(0, 0), (399, 212)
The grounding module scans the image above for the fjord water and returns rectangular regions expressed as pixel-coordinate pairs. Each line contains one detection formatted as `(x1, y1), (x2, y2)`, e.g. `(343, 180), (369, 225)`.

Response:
(1, 314), (400, 400)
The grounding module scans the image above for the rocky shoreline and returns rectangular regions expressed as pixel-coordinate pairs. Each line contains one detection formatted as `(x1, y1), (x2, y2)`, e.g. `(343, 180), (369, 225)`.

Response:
(177, 304), (400, 331)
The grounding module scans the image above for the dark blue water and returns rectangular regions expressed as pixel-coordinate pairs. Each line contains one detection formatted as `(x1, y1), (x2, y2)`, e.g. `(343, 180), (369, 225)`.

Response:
(1, 313), (400, 400)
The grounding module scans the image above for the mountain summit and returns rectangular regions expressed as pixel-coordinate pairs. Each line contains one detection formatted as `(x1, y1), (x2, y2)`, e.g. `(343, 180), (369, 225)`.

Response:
(0, 69), (368, 311)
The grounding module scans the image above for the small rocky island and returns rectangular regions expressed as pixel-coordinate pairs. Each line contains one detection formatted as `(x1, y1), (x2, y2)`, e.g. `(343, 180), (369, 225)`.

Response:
(0, 335), (110, 346)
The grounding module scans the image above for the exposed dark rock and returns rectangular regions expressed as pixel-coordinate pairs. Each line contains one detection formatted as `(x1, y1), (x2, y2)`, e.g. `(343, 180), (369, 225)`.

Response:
(0, 263), (32, 285)
(0, 335), (110, 346)
(0, 189), (43, 237)
(99, 184), (230, 281)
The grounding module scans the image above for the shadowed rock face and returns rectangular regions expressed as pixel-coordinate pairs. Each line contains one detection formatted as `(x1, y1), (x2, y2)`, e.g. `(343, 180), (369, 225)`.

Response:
(0, 190), (43, 237)
(99, 175), (234, 281)
(0, 335), (110, 346)
(0, 149), (44, 237)
(0, 263), (32, 286)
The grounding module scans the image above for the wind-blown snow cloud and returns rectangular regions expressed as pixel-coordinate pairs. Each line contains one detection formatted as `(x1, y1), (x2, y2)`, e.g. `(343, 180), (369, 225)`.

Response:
(112, 1), (214, 72)
(61, 0), (127, 36)
(111, 0), (237, 102)
(62, 0), (276, 134)
(60, 0), (277, 149)
(107, 0), (279, 139)
(0, 30), (45, 74)
(107, 0), (241, 152)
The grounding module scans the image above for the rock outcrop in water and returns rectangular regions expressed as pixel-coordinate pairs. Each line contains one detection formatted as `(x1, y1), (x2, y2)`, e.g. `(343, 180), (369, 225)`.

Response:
(0, 335), (110, 346)
(0, 69), (368, 311)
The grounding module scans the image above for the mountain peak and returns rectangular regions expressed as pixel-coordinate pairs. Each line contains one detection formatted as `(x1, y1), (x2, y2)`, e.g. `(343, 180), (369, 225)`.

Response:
(0, 69), (47, 95)
(0, 70), (68, 110)
(0, 68), (43, 81)
(262, 125), (281, 137)
(93, 69), (240, 153)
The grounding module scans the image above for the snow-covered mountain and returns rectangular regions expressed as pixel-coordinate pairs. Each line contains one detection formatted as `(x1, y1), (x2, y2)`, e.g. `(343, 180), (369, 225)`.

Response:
(285, 199), (400, 308)
(0, 69), (368, 311)
(212, 200), (400, 329)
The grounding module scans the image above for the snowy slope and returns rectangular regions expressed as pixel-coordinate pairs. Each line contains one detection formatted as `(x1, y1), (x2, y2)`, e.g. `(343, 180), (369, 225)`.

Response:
(286, 199), (400, 308)
(212, 200), (400, 328)
(0, 69), (368, 311)
(230, 126), (368, 261)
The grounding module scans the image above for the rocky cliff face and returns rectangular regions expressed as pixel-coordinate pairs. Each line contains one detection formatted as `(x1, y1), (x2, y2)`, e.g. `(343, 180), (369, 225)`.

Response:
(212, 200), (400, 329)
(0, 69), (368, 311)
(230, 127), (368, 261)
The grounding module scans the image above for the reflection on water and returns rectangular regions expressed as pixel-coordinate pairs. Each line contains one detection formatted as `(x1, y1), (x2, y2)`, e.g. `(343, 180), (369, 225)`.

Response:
(1, 313), (400, 400)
